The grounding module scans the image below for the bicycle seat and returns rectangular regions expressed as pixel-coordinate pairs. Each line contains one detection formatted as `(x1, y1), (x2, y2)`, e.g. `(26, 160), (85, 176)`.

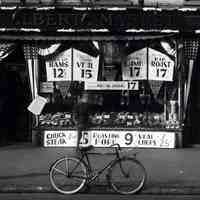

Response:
(79, 145), (94, 152)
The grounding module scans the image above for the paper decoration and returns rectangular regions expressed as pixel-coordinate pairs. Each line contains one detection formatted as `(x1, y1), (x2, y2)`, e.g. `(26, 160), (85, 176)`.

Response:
(148, 48), (175, 81)
(149, 80), (163, 99)
(46, 49), (72, 81)
(38, 43), (61, 56)
(73, 49), (99, 82)
(56, 81), (71, 98)
(28, 95), (47, 115)
(122, 48), (147, 80)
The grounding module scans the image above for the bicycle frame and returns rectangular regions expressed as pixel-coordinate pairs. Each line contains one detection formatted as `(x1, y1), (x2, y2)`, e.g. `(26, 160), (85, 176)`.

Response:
(77, 147), (124, 184)
(50, 144), (146, 195)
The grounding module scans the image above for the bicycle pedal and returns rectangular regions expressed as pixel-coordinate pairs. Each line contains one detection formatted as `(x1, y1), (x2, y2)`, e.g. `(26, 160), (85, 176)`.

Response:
(84, 185), (92, 193)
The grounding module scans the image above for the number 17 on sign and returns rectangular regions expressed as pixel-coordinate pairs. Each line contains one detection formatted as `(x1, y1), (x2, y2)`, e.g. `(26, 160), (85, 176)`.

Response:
(127, 81), (139, 90)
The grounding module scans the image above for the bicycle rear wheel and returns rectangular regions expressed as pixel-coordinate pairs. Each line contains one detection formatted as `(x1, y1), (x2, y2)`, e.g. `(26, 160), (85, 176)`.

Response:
(49, 157), (87, 194)
(108, 157), (146, 195)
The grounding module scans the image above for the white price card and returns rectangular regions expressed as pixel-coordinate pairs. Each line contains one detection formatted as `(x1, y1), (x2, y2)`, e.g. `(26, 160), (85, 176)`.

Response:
(148, 48), (175, 81)
(85, 81), (139, 90)
(46, 49), (72, 81)
(28, 95), (47, 115)
(73, 49), (99, 82)
(122, 48), (147, 80)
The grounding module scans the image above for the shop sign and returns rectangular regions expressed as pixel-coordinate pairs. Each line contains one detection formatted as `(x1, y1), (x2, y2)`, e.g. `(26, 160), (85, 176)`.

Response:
(90, 130), (175, 148)
(44, 130), (175, 148)
(44, 130), (90, 147)
(148, 48), (174, 81)
(73, 49), (99, 82)
(122, 48), (147, 80)
(45, 49), (72, 81)
(0, 8), (197, 32)
(85, 81), (139, 90)
(123, 47), (175, 82)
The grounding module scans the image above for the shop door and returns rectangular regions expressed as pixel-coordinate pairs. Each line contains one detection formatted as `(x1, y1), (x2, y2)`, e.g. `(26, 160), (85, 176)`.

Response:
(187, 53), (200, 145)
(0, 66), (30, 144)
(8, 68), (30, 143)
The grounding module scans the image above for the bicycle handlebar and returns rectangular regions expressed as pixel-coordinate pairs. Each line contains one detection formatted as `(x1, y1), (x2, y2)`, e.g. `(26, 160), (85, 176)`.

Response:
(110, 143), (121, 151)
(110, 144), (137, 156)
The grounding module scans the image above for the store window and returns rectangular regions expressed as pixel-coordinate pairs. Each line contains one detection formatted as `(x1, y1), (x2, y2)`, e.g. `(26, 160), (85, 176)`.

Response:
(38, 39), (181, 130)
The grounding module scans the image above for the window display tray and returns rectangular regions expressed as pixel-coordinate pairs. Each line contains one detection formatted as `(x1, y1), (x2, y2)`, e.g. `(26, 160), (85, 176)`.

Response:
(34, 126), (182, 132)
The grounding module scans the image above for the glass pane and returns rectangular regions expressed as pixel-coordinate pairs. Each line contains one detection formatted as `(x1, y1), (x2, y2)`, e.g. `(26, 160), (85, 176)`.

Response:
(38, 39), (181, 130)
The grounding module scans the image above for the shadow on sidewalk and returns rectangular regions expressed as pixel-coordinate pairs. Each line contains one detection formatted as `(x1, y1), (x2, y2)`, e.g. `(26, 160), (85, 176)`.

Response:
(0, 172), (48, 180)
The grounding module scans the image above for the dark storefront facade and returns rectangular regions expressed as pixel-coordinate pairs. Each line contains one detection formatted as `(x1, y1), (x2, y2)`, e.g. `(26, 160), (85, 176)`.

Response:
(0, 43), (31, 144)
(0, 0), (200, 148)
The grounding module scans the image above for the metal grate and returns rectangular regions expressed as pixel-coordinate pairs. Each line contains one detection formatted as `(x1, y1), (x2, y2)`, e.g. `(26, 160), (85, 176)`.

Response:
(183, 39), (199, 61)
(23, 45), (39, 60)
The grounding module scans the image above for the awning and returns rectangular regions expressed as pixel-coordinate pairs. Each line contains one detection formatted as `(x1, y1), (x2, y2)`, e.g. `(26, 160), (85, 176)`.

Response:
(0, 32), (178, 42)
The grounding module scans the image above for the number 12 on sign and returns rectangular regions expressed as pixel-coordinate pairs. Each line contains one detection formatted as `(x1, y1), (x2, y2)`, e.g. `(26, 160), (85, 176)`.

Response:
(53, 68), (65, 79)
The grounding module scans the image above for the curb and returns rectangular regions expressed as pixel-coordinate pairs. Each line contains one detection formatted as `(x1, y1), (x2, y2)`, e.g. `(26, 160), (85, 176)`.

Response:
(1, 185), (200, 194)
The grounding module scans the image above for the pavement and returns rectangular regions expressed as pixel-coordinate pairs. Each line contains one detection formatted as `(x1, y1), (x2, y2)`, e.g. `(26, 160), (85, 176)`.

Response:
(0, 143), (200, 194)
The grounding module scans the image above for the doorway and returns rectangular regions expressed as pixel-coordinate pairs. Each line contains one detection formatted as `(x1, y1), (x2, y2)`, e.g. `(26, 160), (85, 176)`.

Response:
(186, 50), (200, 146)
(0, 45), (31, 145)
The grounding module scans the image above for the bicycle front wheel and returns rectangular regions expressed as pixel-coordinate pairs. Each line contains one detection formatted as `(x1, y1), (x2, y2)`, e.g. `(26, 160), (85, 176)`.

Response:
(49, 157), (87, 194)
(108, 157), (146, 195)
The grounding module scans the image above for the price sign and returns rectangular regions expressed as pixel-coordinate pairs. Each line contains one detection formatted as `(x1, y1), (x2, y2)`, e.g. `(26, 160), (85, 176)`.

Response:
(127, 81), (139, 90)
(44, 130), (90, 147)
(44, 130), (175, 148)
(46, 49), (72, 81)
(90, 130), (175, 148)
(122, 48), (147, 80)
(73, 49), (99, 82)
(85, 81), (139, 90)
(148, 48), (175, 81)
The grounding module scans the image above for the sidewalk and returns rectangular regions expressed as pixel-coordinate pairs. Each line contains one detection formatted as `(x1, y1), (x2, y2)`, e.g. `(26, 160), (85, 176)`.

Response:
(0, 143), (200, 194)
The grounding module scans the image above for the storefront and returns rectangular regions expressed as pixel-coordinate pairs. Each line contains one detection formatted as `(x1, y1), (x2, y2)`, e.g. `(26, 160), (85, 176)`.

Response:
(0, 1), (200, 148)
(34, 37), (182, 149)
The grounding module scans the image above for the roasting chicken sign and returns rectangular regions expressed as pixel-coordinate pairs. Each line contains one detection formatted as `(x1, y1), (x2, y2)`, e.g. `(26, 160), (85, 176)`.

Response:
(122, 47), (175, 81)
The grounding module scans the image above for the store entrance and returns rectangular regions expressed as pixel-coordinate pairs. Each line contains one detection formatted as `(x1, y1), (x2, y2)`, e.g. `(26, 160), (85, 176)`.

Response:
(0, 47), (31, 145)
(0, 66), (31, 145)
(187, 53), (200, 146)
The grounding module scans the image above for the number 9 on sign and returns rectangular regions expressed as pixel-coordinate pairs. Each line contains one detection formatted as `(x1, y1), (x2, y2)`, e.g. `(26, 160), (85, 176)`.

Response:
(125, 133), (133, 145)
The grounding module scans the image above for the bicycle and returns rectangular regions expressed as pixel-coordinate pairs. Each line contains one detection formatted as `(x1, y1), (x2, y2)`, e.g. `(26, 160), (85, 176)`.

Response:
(49, 143), (146, 195)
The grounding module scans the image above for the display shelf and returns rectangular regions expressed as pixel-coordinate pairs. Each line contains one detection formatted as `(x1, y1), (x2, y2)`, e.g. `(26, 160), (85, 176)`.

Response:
(34, 126), (182, 132)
